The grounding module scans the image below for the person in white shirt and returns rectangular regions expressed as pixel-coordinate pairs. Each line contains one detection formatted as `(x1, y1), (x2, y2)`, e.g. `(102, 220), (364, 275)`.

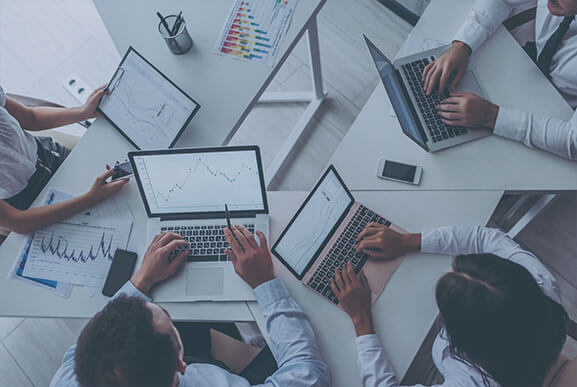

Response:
(330, 224), (567, 386)
(422, 0), (577, 160)
(0, 85), (128, 235)
(50, 226), (329, 387)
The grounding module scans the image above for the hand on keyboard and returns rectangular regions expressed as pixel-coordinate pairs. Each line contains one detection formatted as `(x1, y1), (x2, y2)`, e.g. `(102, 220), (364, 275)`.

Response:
(356, 222), (420, 261)
(330, 262), (374, 337)
(422, 41), (471, 96)
(436, 92), (499, 129)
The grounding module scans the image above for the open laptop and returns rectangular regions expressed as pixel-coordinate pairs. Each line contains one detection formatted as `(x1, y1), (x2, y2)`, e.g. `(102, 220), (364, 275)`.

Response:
(129, 146), (270, 302)
(272, 165), (404, 305)
(363, 35), (490, 152)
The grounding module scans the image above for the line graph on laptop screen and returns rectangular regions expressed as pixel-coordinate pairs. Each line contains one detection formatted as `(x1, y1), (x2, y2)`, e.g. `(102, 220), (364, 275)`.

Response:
(133, 151), (265, 214)
(274, 170), (352, 277)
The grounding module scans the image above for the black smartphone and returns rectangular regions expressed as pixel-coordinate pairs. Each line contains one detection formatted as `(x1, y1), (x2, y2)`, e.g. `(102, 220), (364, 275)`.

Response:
(102, 249), (138, 297)
(111, 161), (133, 181)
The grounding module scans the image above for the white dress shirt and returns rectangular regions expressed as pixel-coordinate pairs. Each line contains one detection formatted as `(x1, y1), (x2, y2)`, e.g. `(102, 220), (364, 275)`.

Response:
(0, 85), (38, 199)
(453, 0), (577, 159)
(355, 226), (561, 387)
(50, 279), (329, 387)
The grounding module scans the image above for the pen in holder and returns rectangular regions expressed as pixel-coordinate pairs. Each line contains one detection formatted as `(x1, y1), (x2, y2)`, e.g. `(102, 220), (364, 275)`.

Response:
(158, 14), (193, 55)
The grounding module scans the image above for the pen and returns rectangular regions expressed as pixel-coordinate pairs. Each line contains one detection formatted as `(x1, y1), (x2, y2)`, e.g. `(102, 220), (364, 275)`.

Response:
(157, 11), (171, 35)
(171, 11), (183, 36)
(225, 204), (244, 251)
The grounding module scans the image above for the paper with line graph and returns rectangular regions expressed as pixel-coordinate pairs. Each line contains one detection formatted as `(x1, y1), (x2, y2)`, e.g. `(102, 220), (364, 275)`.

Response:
(133, 150), (265, 215)
(99, 48), (199, 150)
(213, 0), (299, 66)
(22, 216), (133, 287)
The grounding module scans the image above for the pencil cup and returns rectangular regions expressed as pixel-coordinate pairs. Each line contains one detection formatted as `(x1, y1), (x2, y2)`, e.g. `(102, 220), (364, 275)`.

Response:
(158, 15), (193, 55)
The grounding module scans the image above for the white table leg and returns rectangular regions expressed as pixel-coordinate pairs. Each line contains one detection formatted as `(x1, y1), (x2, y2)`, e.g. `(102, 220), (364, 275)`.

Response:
(261, 16), (328, 189)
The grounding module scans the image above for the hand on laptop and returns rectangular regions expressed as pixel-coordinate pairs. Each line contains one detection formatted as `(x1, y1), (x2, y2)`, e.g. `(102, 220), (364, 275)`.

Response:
(356, 223), (421, 260)
(224, 226), (275, 288)
(331, 263), (374, 336)
(436, 92), (499, 129)
(131, 232), (189, 295)
(422, 41), (471, 96)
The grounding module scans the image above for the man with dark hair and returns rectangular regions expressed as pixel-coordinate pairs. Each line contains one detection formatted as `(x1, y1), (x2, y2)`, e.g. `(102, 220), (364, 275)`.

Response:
(50, 227), (329, 387)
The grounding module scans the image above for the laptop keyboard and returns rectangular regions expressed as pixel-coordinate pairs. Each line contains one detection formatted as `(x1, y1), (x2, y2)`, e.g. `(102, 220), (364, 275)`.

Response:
(161, 224), (255, 262)
(307, 206), (391, 304)
(400, 57), (468, 143)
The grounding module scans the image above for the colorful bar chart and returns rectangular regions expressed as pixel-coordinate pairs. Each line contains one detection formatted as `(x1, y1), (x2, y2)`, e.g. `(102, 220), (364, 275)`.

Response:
(213, 0), (299, 66)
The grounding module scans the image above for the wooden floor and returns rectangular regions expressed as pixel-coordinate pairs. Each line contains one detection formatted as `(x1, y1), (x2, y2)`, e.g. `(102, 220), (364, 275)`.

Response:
(1, 0), (575, 385)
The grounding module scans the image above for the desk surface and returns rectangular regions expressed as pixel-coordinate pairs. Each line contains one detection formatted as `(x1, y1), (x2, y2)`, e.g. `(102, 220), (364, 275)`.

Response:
(93, 0), (325, 147)
(329, 0), (576, 191)
(250, 189), (503, 387)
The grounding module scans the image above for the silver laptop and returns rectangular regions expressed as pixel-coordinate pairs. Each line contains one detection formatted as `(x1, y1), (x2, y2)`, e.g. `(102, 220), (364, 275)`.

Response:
(129, 146), (270, 302)
(364, 35), (490, 152)
(272, 166), (405, 306)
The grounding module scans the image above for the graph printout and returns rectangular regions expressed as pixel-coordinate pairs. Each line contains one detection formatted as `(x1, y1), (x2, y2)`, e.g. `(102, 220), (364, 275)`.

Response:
(133, 150), (265, 215)
(23, 216), (133, 287)
(274, 170), (353, 276)
(99, 49), (199, 150)
(213, 0), (299, 66)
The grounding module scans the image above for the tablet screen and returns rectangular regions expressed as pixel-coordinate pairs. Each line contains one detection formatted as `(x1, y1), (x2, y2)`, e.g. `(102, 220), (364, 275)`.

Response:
(99, 48), (200, 149)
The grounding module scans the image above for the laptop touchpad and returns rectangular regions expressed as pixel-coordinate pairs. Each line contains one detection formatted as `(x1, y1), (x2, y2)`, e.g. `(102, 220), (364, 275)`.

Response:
(185, 267), (224, 296)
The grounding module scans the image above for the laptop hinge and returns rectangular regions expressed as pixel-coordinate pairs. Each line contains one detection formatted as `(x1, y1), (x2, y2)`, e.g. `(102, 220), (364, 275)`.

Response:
(160, 212), (257, 222)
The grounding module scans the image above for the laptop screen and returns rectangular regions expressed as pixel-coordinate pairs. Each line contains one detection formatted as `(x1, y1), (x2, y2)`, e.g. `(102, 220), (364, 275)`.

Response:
(364, 36), (428, 150)
(272, 166), (353, 279)
(129, 147), (268, 217)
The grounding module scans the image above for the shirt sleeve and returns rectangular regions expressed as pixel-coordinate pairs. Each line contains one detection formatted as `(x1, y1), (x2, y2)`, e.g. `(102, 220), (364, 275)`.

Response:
(49, 281), (150, 386)
(421, 225), (561, 303)
(493, 106), (577, 160)
(453, 0), (536, 52)
(254, 279), (330, 387)
(356, 334), (399, 387)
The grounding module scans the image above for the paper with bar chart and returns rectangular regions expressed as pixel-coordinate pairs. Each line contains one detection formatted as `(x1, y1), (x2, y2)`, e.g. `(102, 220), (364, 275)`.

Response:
(99, 48), (199, 150)
(133, 150), (265, 215)
(23, 216), (133, 287)
(213, 0), (299, 66)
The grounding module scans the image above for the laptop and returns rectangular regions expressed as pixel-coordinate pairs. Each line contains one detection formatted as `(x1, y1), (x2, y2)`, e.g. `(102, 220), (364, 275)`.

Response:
(272, 166), (404, 305)
(129, 146), (270, 302)
(363, 35), (490, 152)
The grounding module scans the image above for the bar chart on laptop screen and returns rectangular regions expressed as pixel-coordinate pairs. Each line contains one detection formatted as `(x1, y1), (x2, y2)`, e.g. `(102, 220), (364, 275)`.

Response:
(134, 151), (265, 214)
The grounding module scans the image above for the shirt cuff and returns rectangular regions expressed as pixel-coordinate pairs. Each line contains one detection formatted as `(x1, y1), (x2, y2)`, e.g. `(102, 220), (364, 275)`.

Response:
(114, 280), (152, 302)
(253, 278), (291, 310)
(355, 334), (381, 352)
(453, 22), (487, 53)
(420, 228), (440, 254)
(493, 107), (529, 142)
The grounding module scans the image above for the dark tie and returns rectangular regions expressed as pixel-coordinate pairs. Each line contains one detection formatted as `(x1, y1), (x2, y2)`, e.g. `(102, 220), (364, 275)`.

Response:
(537, 15), (575, 78)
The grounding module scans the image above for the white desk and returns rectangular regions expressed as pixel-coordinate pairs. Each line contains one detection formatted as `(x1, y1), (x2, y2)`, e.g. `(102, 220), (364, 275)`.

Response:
(249, 189), (503, 387)
(329, 0), (577, 191)
(93, 0), (327, 187)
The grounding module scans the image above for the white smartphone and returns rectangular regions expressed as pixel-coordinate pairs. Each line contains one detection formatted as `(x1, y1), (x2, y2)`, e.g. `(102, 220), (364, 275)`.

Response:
(111, 161), (134, 181)
(376, 159), (422, 185)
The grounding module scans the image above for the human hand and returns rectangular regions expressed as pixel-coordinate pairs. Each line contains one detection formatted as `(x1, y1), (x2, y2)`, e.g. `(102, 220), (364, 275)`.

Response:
(79, 85), (107, 120)
(356, 222), (420, 260)
(331, 262), (374, 336)
(224, 226), (275, 288)
(131, 232), (189, 295)
(436, 92), (499, 129)
(85, 167), (129, 204)
(422, 41), (471, 96)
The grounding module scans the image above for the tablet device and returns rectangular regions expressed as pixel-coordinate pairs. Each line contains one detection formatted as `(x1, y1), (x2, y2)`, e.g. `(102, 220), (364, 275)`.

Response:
(98, 47), (200, 150)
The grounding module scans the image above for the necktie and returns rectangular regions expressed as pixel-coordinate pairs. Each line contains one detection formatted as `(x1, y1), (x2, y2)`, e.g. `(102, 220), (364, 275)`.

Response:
(537, 15), (575, 78)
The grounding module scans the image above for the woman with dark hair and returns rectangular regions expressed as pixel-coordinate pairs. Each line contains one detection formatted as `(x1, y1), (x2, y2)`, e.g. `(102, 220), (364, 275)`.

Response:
(330, 225), (567, 386)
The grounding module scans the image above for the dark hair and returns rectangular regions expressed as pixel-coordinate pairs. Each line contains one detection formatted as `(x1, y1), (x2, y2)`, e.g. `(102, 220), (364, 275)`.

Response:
(75, 295), (179, 387)
(436, 254), (567, 387)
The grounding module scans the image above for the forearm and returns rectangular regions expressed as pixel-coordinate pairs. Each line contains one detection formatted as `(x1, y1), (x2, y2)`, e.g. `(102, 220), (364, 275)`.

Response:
(23, 106), (90, 131)
(0, 194), (98, 234)
(493, 107), (577, 160)
(256, 280), (329, 386)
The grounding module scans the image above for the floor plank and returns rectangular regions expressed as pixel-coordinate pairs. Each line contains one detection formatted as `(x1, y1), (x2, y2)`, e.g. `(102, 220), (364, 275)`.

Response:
(0, 344), (33, 387)
(0, 317), (24, 341)
(3, 318), (87, 387)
